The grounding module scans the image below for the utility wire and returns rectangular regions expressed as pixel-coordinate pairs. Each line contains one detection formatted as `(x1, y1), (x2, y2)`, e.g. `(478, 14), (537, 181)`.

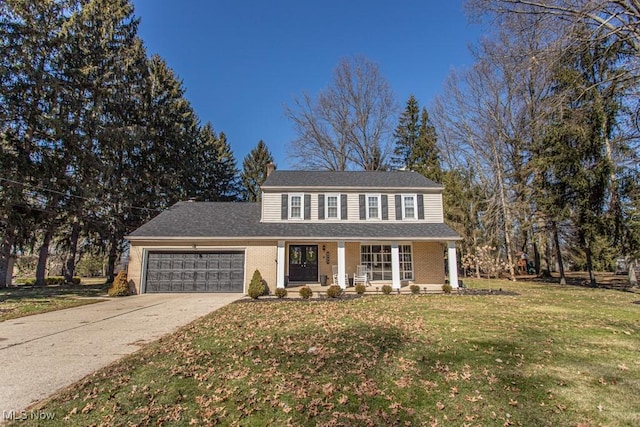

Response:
(0, 176), (163, 213)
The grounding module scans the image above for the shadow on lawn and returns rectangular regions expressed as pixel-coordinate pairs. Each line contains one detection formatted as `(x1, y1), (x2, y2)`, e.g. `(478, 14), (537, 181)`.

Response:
(0, 283), (109, 302)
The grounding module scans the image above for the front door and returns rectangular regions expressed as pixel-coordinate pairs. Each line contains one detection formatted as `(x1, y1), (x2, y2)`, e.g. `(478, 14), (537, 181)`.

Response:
(288, 245), (319, 282)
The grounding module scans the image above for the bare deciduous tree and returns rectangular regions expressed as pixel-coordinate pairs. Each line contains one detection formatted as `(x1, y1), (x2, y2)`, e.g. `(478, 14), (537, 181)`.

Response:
(285, 55), (398, 170)
(469, 0), (640, 52)
(432, 13), (564, 281)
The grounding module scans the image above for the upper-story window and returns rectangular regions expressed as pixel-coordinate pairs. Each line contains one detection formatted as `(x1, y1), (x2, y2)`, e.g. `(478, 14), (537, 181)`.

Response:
(367, 194), (381, 219)
(289, 194), (304, 219)
(326, 194), (340, 219)
(402, 194), (417, 219)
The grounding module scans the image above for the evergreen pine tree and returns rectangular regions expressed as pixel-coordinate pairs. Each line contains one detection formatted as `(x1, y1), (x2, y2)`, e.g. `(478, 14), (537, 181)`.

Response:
(412, 108), (443, 183)
(193, 123), (239, 201)
(392, 95), (420, 169)
(241, 140), (274, 202)
(392, 96), (442, 183)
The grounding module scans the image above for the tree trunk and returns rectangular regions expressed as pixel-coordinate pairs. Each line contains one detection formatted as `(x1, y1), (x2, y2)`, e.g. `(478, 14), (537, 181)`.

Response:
(491, 141), (516, 282)
(473, 233), (480, 278)
(35, 229), (54, 287)
(582, 232), (597, 287)
(552, 221), (566, 285)
(105, 238), (119, 283)
(0, 229), (15, 288)
(63, 220), (82, 283)
(541, 230), (553, 278)
(533, 239), (541, 275)
(627, 258), (637, 287)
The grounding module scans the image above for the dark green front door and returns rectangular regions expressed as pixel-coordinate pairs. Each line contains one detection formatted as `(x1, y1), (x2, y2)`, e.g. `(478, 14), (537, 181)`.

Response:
(288, 245), (319, 282)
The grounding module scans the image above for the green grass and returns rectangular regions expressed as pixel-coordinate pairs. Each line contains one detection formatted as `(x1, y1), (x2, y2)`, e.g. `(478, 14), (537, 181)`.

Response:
(0, 283), (108, 321)
(19, 279), (640, 426)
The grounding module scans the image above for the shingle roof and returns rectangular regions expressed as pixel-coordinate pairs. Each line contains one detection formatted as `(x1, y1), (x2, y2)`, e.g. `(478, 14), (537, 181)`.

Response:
(127, 202), (460, 241)
(262, 170), (442, 189)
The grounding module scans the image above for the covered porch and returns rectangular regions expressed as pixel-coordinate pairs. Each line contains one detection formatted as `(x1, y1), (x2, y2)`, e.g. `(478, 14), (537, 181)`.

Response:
(275, 240), (459, 290)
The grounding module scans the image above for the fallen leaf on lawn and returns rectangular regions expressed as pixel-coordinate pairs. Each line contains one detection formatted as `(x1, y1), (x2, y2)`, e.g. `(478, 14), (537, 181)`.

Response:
(81, 402), (95, 414)
(436, 401), (445, 410)
(508, 399), (518, 407)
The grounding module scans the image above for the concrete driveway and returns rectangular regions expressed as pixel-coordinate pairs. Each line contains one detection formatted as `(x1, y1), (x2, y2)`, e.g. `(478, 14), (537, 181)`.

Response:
(0, 293), (242, 414)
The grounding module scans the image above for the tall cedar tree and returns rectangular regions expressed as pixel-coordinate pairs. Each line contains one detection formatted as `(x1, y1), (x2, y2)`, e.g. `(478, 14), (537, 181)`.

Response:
(537, 34), (620, 286)
(192, 123), (239, 201)
(0, 0), (67, 286)
(392, 97), (442, 182)
(392, 95), (420, 169)
(241, 141), (274, 202)
(1, 0), (221, 284)
(413, 108), (443, 183)
(56, 0), (149, 283)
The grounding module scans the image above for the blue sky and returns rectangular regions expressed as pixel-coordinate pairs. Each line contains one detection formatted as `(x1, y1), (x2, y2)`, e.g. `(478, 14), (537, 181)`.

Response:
(131, 0), (482, 169)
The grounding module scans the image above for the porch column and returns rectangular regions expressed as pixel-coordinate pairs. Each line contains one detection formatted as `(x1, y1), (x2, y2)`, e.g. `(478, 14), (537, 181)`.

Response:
(337, 241), (346, 289)
(447, 241), (459, 289)
(391, 242), (401, 289)
(276, 240), (285, 288)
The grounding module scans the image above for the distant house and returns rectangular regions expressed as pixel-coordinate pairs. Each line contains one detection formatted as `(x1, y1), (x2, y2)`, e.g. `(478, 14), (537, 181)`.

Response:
(126, 169), (461, 294)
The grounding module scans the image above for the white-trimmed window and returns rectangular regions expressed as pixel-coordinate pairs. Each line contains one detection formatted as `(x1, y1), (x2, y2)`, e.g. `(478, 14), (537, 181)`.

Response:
(360, 244), (413, 280)
(326, 194), (340, 219)
(402, 194), (417, 219)
(289, 194), (304, 219)
(366, 194), (381, 219)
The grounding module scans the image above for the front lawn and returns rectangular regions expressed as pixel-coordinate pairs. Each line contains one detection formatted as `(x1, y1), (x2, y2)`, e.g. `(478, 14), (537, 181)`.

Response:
(22, 280), (640, 426)
(0, 283), (108, 322)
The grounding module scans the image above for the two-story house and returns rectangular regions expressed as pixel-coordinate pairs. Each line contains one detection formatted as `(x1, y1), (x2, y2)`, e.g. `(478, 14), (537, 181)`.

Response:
(125, 169), (461, 294)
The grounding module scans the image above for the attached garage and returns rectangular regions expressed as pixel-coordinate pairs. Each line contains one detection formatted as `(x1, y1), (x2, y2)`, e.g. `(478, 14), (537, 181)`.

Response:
(144, 251), (245, 293)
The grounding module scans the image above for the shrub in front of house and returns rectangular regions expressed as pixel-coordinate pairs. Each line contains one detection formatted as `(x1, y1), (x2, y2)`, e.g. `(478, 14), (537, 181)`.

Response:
(275, 288), (287, 298)
(108, 270), (129, 297)
(326, 285), (342, 298)
(354, 283), (366, 294)
(299, 286), (313, 299)
(248, 269), (266, 299)
(45, 276), (65, 286)
(410, 284), (420, 295)
(381, 284), (392, 295)
(442, 283), (453, 294)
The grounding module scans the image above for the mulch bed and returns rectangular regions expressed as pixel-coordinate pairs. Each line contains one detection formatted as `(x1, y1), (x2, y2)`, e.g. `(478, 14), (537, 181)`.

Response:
(236, 289), (519, 302)
(457, 288), (519, 296)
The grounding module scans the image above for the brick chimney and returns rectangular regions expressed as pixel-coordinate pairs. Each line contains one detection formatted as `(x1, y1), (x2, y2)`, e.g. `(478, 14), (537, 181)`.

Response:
(266, 162), (276, 177)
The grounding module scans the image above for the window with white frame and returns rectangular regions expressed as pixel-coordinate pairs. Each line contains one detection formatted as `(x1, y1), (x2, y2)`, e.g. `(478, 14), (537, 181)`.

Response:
(360, 244), (413, 280)
(326, 194), (339, 219)
(402, 194), (417, 219)
(289, 194), (303, 219)
(366, 195), (380, 219)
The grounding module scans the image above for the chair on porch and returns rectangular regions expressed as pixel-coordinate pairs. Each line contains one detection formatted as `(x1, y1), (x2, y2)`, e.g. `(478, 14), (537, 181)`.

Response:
(332, 265), (348, 286)
(353, 265), (370, 287)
